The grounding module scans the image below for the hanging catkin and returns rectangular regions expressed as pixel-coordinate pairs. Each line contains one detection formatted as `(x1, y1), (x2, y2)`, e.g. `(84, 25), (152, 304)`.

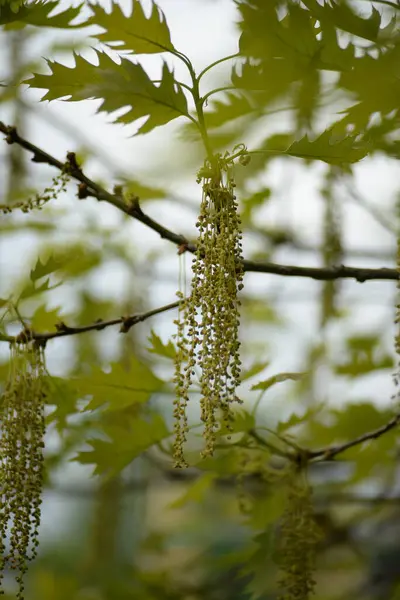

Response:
(173, 153), (244, 466)
(276, 468), (321, 600)
(0, 340), (47, 599)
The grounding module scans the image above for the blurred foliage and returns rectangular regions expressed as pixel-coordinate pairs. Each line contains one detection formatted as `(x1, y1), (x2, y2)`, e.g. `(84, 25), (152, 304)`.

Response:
(1, 0), (400, 599)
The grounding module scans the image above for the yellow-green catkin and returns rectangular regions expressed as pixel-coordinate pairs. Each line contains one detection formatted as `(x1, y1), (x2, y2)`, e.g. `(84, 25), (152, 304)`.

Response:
(320, 167), (342, 327)
(0, 340), (47, 599)
(0, 170), (69, 215)
(276, 468), (321, 600)
(173, 153), (244, 466)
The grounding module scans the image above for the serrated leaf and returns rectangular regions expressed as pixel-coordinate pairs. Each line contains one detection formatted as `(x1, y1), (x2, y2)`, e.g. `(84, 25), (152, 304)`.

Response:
(251, 372), (305, 392)
(31, 304), (62, 331)
(277, 404), (324, 434)
(147, 329), (176, 360)
(169, 472), (217, 509)
(74, 413), (169, 477)
(204, 92), (255, 129)
(88, 1), (176, 54)
(318, 24), (354, 72)
(307, 0), (381, 42)
(283, 129), (370, 165)
(0, 0), (84, 27)
(238, 2), (312, 62)
(18, 277), (62, 301)
(74, 356), (163, 411)
(340, 48), (400, 129)
(45, 376), (80, 432)
(26, 51), (189, 135)
(232, 59), (296, 103)
(30, 254), (66, 282)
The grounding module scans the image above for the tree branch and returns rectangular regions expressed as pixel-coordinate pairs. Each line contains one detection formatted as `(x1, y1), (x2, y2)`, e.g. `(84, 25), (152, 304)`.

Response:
(1, 121), (399, 283)
(306, 412), (400, 462)
(0, 300), (180, 344)
(241, 261), (398, 281)
(249, 412), (400, 466)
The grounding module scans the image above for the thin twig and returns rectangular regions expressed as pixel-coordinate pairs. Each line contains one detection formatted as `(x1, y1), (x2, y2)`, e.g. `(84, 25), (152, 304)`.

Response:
(0, 300), (180, 344)
(306, 412), (400, 462)
(249, 428), (294, 459)
(249, 412), (400, 466)
(1, 122), (399, 282)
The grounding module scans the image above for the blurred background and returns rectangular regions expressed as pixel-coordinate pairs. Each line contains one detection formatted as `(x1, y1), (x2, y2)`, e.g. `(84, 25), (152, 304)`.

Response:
(1, 0), (400, 598)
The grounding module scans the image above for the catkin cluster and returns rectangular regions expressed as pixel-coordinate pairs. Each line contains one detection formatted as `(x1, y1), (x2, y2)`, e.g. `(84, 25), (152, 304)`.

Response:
(0, 340), (47, 599)
(0, 171), (69, 214)
(276, 469), (321, 600)
(173, 153), (244, 466)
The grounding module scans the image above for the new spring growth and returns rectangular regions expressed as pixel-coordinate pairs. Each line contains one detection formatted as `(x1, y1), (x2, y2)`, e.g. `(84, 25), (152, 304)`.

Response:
(0, 340), (47, 599)
(0, 170), (69, 214)
(277, 468), (321, 600)
(173, 146), (250, 467)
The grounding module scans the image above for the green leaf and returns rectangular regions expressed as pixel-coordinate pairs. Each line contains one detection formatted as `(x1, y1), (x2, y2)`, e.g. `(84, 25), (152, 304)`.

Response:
(305, 0), (381, 42)
(18, 278), (62, 301)
(240, 187), (271, 223)
(74, 356), (163, 411)
(169, 472), (217, 509)
(147, 330), (176, 360)
(240, 360), (270, 383)
(277, 404), (324, 434)
(332, 402), (393, 440)
(238, 2), (316, 62)
(30, 254), (66, 282)
(0, 0), (84, 27)
(344, 432), (395, 481)
(283, 129), (370, 165)
(204, 92), (255, 129)
(45, 376), (80, 432)
(123, 179), (166, 201)
(318, 24), (354, 72)
(295, 67), (320, 130)
(251, 372), (305, 392)
(26, 51), (189, 135)
(29, 245), (101, 285)
(246, 487), (286, 531)
(88, 1), (176, 54)
(339, 48), (400, 130)
(218, 410), (255, 437)
(31, 304), (63, 331)
(232, 59), (296, 103)
(335, 335), (394, 377)
(74, 413), (170, 477)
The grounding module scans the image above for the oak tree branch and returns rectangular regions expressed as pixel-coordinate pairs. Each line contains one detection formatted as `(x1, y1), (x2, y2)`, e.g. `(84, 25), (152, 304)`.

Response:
(1, 122), (399, 283)
(0, 300), (180, 344)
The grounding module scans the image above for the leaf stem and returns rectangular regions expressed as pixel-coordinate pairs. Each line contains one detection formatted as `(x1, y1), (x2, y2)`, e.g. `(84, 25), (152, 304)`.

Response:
(190, 73), (214, 159)
(197, 53), (240, 82)
(201, 86), (237, 105)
